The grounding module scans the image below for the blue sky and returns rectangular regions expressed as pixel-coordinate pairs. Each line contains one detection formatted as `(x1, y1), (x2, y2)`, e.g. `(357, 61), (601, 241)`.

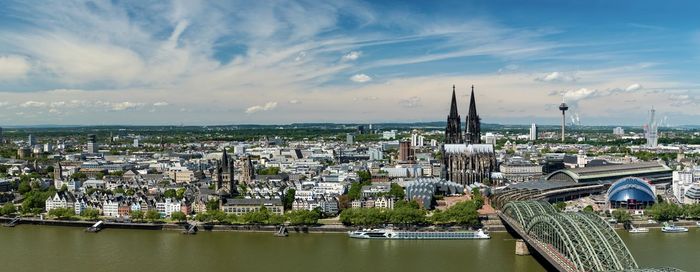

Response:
(0, 0), (699, 126)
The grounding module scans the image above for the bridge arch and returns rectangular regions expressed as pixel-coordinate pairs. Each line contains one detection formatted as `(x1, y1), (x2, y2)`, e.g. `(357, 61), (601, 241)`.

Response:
(502, 200), (556, 227)
(525, 212), (638, 271)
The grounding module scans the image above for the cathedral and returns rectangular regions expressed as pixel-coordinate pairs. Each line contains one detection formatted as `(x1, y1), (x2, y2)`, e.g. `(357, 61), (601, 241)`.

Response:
(441, 85), (497, 185)
(214, 148), (237, 195)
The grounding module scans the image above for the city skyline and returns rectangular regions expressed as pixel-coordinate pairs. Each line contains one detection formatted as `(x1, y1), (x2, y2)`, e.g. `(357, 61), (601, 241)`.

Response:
(1, 1), (700, 126)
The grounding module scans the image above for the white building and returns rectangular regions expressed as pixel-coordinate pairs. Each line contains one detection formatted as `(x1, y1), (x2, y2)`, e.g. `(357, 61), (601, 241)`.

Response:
(156, 198), (182, 218)
(102, 200), (120, 218)
(529, 123), (537, 141)
(45, 192), (76, 213)
(613, 127), (625, 136)
(382, 130), (397, 140)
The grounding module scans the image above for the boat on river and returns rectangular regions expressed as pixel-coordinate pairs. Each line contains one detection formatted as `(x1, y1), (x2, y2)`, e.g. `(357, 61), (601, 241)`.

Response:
(348, 228), (490, 240)
(661, 223), (688, 233)
(85, 221), (104, 233)
(628, 225), (649, 233)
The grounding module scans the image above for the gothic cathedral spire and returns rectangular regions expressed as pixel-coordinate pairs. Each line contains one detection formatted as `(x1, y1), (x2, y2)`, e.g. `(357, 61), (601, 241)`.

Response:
(465, 85), (481, 144)
(445, 85), (463, 144)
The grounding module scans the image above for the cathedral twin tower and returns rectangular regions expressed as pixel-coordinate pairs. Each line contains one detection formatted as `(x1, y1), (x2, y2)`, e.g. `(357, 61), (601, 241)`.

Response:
(445, 85), (481, 145)
(441, 85), (496, 186)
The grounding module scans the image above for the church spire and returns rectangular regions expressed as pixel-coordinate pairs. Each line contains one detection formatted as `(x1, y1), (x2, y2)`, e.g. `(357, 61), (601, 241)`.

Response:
(465, 85), (481, 144)
(444, 85), (463, 144)
(449, 85), (459, 117)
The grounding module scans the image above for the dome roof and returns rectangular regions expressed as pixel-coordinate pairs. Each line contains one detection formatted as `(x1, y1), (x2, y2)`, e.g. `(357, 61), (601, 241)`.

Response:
(607, 177), (655, 203)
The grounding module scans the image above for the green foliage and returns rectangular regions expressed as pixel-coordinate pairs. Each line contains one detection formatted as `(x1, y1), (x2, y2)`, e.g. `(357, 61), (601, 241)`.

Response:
(81, 208), (101, 220)
(286, 209), (320, 225)
(357, 170), (372, 182)
(611, 209), (632, 224)
(113, 187), (126, 195)
(554, 202), (567, 212)
(582, 205), (594, 214)
(395, 200), (420, 210)
(48, 207), (76, 220)
(175, 188), (186, 200)
(131, 210), (144, 222)
(471, 188), (484, 209)
(0, 202), (17, 216)
(171, 211), (187, 222)
(206, 199), (220, 211)
(683, 204), (700, 219)
(18, 180), (31, 194)
(388, 207), (426, 225)
(163, 189), (177, 199)
(440, 201), (480, 226)
(242, 207), (271, 224)
(348, 180), (370, 200)
(70, 172), (88, 181)
(21, 189), (55, 214)
(145, 210), (162, 222)
(388, 183), (405, 200)
(256, 167), (280, 175)
(646, 202), (683, 222)
(283, 189), (296, 210)
(339, 208), (386, 226)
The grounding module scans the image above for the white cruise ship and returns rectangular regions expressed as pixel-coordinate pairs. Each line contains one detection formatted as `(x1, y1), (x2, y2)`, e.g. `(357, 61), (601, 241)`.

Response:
(348, 228), (490, 240)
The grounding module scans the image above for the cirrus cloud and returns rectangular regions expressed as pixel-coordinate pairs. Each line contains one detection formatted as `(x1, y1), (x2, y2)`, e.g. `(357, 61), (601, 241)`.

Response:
(0, 55), (31, 80)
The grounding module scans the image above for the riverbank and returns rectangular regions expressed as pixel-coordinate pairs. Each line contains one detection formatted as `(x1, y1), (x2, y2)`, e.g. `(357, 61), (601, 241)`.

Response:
(0, 216), (506, 233)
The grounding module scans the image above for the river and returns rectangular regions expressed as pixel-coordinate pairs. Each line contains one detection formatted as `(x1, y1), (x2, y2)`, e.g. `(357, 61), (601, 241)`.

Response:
(0, 226), (696, 272)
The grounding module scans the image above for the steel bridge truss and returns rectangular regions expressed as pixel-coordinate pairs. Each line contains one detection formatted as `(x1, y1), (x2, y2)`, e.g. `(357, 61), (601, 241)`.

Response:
(502, 201), (639, 272)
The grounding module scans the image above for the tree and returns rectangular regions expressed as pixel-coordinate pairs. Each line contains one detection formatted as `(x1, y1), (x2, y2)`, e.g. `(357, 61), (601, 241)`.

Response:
(70, 172), (88, 181)
(338, 195), (351, 210)
(81, 208), (101, 220)
(611, 209), (632, 224)
(554, 202), (567, 212)
(388, 183), (405, 200)
(348, 181), (370, 200)
(175, 188), (186, 200)
(582, 205), (594, 214)
(243, 207), (271, 224)
(145, 210), (162, 222)
(646, 202), (683, 222)
(0, 202), (17, 216)
(131, 210), (144, 222)
(59, 184), (68, 192)
(395, 200), (420, 210)
(18, 180), (31, 194)
(283, 189), (296, 210)
(286, 210), (320, 225)
(206, 199), (220, 211)
(388, 207), (426, 225)
(357, 170), (372, 182)
(171, 211), (187, 222)
(163, 189), (177, 199)
(48, 207), (76, 220)
(471, 188), (484, 209)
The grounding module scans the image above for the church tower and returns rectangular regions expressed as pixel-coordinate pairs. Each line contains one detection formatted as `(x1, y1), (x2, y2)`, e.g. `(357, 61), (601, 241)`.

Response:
(444, 85), (463, 144)
(465, 85), (481, 144)
(215, 148), (236, 195)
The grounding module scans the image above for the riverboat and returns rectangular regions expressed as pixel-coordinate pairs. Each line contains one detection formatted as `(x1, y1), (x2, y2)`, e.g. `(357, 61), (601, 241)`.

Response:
(348, 228), (490, 240)
(661, 223), (688, 233)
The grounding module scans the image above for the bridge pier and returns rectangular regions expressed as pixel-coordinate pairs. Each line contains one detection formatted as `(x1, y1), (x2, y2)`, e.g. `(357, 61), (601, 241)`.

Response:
(515, 239), (530, 256)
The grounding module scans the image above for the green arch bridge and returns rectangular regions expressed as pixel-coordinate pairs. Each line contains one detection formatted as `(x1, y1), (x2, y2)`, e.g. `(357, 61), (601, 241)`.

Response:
(497, 201), (684, 272)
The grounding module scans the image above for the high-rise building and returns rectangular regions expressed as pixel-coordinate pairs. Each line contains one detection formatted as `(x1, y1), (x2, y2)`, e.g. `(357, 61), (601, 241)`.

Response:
(465, 85), (481, 144)
(644, 108), (658, 148)
(346, 133), (354, 145)
(398, 141), (414, 162)
(410, 133), (423, 147)
(529, 123), (538, 141)
(613, 127), (625, 136)
(133, 138), (140, 147)
(87, 134), (98, 153)
(28, 134), (36, 146)
(0, 127), (3, 143)
(357, 125), (365, 135)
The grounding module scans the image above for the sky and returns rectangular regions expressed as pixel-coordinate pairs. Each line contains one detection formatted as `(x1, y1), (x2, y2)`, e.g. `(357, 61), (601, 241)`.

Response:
(0, 0), (699, 126)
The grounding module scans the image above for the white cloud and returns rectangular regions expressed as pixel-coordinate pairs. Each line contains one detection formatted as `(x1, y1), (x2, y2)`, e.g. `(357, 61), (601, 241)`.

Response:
(111, 102), (145, 111)
(0, 55), (31, 79)
(153, 102), (169, 107)
(0, 102), (9, 107)
(20, 101), (47, 108)
(246, 102), (278, 114)
(563, 88), (597, 103)
(350, 73), (372, 83)
(536, 71), (577, 83)
(342, 51), (362, 61)
(288, 99), (301, 104)
(625, 83), (642, 92)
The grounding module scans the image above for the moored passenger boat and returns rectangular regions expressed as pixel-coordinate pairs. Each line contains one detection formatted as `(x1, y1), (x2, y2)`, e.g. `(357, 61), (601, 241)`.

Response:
(348, 228), (490, 240)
